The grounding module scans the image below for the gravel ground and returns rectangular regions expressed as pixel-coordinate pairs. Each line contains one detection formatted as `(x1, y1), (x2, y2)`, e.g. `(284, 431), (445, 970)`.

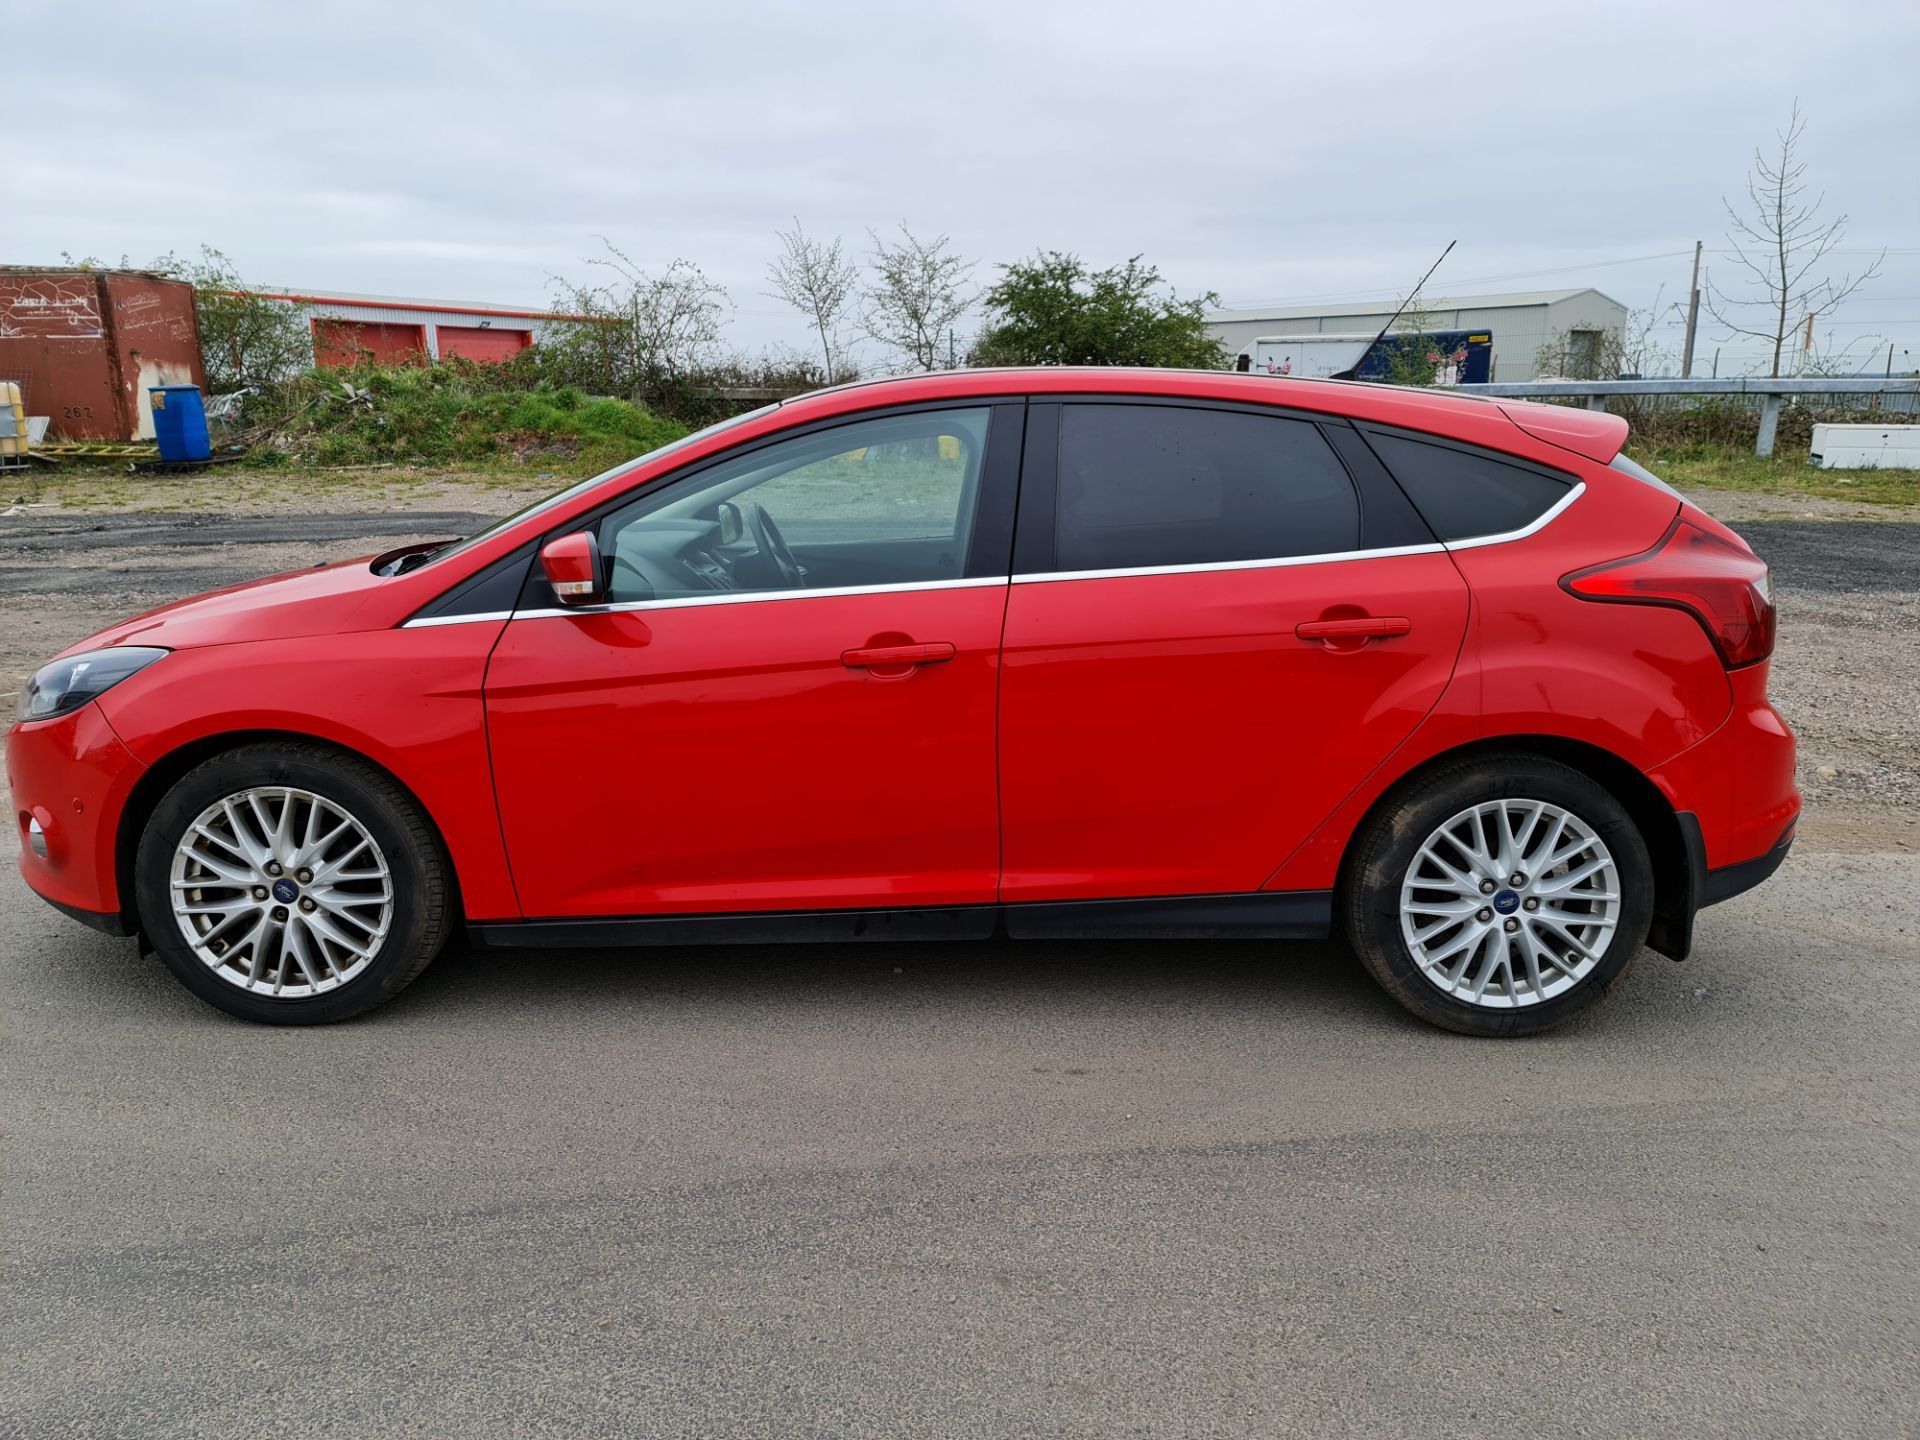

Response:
(3, 486), (1913, 851)
(1731, 518), (1918, 844)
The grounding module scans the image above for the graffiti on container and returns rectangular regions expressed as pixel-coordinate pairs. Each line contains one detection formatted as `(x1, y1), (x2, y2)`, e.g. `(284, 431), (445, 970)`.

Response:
(116, 302), (197, 343)
(0, 276), (105, 340)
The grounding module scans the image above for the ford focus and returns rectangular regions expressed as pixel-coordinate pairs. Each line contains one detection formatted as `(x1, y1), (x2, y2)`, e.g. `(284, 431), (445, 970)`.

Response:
(7, 368), (1796, 1033)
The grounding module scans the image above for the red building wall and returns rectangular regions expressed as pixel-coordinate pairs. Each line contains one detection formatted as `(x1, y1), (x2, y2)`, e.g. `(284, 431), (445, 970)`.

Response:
(312, 319), (429, 368)
(436, 325), (532, 363)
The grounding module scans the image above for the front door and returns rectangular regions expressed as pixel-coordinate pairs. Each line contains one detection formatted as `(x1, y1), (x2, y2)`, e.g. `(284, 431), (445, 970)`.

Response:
(997, 401), (1470, 902)
(485, 403), (1020, 918)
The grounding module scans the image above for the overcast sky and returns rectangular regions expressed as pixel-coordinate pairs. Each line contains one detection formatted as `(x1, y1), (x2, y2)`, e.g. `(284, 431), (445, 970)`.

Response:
(7, 0), (1917, 374)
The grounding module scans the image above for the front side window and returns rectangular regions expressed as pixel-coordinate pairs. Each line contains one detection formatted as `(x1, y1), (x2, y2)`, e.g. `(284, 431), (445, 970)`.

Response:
(596, 408), (991, 603)
(1053, 404), (1360, 572)
(421, 405), (778, 572)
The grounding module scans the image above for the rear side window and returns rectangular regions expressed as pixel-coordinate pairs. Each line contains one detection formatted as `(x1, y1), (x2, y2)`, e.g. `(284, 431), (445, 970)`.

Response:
(1366, 432), (1571, 541)
(1054, 404), (1359, 571)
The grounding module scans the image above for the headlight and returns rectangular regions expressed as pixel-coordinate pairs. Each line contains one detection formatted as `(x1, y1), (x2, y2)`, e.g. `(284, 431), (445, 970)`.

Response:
(19, 647), (169, 723)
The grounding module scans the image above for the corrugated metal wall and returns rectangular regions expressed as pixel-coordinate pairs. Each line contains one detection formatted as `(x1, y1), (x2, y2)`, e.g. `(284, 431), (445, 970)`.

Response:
(1535, 294), (1638, 379)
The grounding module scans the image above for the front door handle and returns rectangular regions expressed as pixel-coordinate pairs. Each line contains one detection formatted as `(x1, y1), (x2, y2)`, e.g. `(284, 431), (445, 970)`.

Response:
(841, 641), (957, 670)
(1294, 616), (1412, 647)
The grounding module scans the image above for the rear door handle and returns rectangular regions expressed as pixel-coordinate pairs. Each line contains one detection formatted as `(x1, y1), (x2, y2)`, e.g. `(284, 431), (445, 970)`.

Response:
(841, 642), (957, 669)
(1294, 616), (1412, 644)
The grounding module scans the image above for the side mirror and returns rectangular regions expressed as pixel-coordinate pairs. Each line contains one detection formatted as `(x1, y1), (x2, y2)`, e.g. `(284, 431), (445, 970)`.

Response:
(540, 531), (603, 605)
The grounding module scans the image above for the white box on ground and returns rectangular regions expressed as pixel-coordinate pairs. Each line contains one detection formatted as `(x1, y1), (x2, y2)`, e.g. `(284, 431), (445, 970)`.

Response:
(1809, 423), (1920, 469)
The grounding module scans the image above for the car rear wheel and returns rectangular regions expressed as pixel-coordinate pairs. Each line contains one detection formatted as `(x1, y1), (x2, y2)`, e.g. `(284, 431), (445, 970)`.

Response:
(134, 742), (453, 1024)
(1343, 754), (1652, 1036)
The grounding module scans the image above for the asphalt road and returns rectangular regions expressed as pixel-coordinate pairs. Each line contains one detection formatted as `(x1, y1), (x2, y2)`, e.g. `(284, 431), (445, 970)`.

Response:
(3, 851), (1917, 1438)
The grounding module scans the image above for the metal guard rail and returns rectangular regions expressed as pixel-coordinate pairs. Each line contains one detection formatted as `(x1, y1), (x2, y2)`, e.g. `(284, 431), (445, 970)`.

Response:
(1455, 377), (1920, 456)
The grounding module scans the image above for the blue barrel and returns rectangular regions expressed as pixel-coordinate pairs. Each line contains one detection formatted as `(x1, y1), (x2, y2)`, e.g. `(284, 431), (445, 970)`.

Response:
(149, 385), (211, 463)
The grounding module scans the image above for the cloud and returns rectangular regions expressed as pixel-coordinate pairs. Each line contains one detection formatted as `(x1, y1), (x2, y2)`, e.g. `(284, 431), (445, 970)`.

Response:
(8, 0), (1917, 370)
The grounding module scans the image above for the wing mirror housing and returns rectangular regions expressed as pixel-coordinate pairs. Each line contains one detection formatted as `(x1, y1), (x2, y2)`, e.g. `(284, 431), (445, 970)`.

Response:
(540, 531), (603, 605)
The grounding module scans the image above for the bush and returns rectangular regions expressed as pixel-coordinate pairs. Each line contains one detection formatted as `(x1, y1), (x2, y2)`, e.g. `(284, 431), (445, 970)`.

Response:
(971, 252), (1226, 369)
(239, 361), (685, 474)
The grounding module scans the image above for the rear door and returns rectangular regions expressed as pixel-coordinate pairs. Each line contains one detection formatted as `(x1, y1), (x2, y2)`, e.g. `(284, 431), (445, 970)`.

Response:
(997, 400), (1470, 903)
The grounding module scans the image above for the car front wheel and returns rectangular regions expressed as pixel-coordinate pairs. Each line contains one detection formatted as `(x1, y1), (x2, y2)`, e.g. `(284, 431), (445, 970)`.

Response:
(1343, 754), (1653, 1036)
(134, 742), (453, 1024)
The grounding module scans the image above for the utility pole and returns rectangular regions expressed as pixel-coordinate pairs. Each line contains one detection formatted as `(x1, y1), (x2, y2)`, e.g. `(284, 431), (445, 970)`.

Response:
(1680, 240), (1703, 378)
(948, 328), (957, 369)
(1796, 312), (1816, 377)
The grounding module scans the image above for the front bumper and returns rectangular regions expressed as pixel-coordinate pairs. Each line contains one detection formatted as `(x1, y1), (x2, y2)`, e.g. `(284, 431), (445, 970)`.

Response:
(5, 703), (147, 930)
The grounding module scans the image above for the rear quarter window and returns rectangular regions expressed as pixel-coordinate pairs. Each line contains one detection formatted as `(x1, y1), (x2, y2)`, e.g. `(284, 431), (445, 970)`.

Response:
(1364, 431), (1572, 542)
(1610, 451), (1688, 502)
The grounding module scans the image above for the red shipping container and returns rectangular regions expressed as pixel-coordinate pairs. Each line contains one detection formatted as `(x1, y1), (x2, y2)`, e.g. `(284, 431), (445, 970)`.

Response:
(0, 268), (205, 442)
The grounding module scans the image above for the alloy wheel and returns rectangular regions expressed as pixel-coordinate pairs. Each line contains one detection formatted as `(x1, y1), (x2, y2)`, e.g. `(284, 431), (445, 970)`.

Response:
(167, 786), (394, 997)
(1399, 798), (1621, 1009)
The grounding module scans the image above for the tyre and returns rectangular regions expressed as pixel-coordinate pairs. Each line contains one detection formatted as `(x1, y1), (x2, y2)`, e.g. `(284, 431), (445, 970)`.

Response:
(1342, 754), (1652, 1037)
(134, 741), (454, 1024)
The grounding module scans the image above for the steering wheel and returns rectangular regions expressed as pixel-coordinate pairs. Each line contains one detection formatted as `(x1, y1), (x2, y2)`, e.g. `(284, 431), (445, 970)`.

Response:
(743, 502), (805, 588)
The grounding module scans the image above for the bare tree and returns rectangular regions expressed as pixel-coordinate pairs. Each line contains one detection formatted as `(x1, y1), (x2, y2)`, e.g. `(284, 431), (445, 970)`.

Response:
(1795, 324), (1893, 379)
(546, 238), (731, 404)
(1705, 103), (1883, 377)
(863, 224), (974, 372)
(766, 219), (858, 383)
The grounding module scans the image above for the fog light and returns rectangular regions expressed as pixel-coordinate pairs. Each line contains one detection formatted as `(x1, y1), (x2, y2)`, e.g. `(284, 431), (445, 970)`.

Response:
(27, 816), (48, 859)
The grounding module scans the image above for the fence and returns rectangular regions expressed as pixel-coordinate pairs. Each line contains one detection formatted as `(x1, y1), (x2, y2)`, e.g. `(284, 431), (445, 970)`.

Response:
(1455, 378), (1920, 457)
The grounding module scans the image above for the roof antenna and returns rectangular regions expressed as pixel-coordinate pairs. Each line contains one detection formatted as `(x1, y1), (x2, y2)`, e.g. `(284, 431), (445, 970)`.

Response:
(1330, 239), (1455, 380)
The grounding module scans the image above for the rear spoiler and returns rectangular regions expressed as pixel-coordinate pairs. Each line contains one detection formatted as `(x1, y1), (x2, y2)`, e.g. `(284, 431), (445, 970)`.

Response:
(1496, 401), (1628, 464)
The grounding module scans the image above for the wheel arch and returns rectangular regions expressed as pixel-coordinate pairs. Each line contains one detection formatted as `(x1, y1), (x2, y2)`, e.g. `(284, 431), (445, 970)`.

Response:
(1333, 734), (1694, 959)
(113, 728), (464, 935)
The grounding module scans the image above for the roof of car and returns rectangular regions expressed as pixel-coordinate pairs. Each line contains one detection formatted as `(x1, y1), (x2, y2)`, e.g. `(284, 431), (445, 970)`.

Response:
(788, 365), (1504, 407)
(772, 368), (1627, 465)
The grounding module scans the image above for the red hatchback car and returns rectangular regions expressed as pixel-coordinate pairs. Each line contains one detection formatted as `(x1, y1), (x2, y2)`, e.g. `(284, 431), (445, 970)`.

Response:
(8, 369), (1796, 1033)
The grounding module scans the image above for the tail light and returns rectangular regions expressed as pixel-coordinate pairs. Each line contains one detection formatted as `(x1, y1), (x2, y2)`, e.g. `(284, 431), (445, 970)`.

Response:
(1561, 517), (1775, 668)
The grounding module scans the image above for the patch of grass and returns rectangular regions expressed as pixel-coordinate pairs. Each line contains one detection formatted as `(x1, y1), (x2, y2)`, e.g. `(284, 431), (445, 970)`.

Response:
(1630, 443), (1919, 507)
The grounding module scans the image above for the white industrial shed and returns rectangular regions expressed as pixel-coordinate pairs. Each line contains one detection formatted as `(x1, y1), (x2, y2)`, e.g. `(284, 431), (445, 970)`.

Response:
(1206, 288), (1630, 382)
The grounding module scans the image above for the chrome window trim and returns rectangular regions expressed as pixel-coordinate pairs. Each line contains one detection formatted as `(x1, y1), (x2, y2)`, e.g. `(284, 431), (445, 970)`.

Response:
(396, 481), (1586, 627)
(1438, 480), (1586, 551)
(1010, 481), (1585, 586)
(401, 575), (1010, 627)
(402, 609), (518, 629)
(1011, 540), (1446, 587)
